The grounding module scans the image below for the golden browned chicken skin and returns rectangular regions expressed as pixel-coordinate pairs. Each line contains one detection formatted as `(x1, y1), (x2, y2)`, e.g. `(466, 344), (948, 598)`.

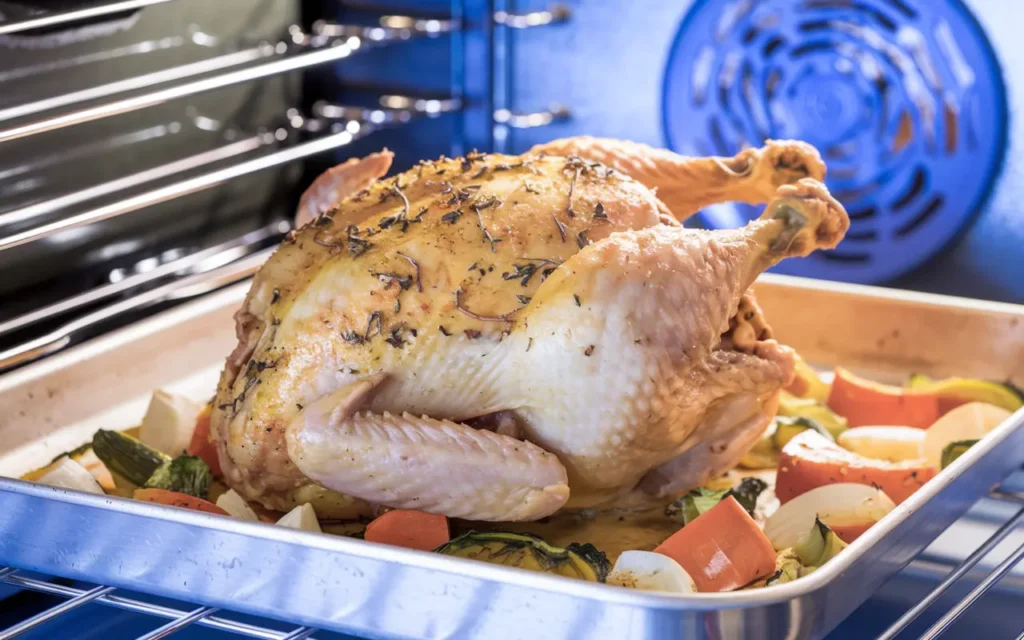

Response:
(211, 137), (848, 521)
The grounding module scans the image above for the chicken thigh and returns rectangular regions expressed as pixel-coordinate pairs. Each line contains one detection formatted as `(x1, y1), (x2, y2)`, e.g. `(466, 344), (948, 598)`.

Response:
(210, 138), (848, 521)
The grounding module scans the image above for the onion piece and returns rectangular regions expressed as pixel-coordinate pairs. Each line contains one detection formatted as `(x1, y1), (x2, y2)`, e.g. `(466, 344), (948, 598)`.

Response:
(608, 551), (697, 593)
(764, 483), (895, 550)
(277, 503), (321, 533)
(836, 426), (925, 462)
(140, 390), (203, 457)
(923, 402), (1011, 469)
(216, 489), (259, 521)
(38, 456), (104, 495)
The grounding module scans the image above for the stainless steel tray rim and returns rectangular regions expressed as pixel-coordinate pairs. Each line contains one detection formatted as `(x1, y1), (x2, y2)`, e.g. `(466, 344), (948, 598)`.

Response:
(4, 401), (1021, 612)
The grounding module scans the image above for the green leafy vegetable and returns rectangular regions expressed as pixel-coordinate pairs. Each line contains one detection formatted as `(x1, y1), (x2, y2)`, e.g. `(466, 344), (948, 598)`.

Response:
(665, 487), (730, 525)
(92, 429), (169, 487)
(143, 455), (212, 498)
(940, 440), (978, 469)
(666, 477), (769, 525)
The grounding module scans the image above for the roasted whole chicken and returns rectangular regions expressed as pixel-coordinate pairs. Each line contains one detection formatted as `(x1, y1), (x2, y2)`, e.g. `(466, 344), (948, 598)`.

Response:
(210, 137), (849, 522)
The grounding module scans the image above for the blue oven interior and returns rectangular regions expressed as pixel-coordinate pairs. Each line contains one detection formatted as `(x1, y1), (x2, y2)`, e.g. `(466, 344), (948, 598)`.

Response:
(324, 0), (1022, 303)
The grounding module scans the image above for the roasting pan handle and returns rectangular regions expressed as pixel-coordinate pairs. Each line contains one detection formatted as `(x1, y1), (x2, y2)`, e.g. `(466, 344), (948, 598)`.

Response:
(0, 249), (270, 373)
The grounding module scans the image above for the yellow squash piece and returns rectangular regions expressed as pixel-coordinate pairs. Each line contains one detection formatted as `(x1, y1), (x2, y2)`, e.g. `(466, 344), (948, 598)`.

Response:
(907, 374), (1023, 413)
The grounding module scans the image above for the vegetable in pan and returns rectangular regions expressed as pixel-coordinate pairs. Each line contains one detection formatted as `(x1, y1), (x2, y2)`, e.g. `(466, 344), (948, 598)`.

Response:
(92, 429), (169, 487)
(15, 363), (1018, 595)
(437, 532), (610, 582)
(143, 455), (211, 499)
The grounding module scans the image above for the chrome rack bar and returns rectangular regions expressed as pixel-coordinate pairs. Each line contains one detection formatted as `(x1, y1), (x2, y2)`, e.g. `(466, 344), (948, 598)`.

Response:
(0, 125), (368, 253)
(0, 46), (274, 125)
(0, 584), (116, 640)
(0, 133), (271, 228)
(0, 12), (458, 128)
(493, 4), (572, 28)
(0, 247), (272, 372)
(0, 570), (305, 639)
(0, 37), (362, 145)
(879, 489), (1024, 639)
(134, 605), (218, 640)
(0, 221), (287, 339)
(494, 104), (572, 129)
(0, 0), (172, 36)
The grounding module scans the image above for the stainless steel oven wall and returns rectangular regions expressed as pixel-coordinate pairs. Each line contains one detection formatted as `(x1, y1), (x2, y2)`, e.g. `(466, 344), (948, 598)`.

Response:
(0, 0), (300, 319)
(497, 0), (1023, 303)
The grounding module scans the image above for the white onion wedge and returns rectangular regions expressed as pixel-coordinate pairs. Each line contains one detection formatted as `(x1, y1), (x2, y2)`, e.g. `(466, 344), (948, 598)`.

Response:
(764, 483), (895, 550)
(608, 551), (697, 593)
(216, 489), (259, 521)
(139, 390), (202, 456)
(277, 503), (321, 532)
(923, 402), (1011, 469)
(836, 426), (925, 462)
(38, 456), (104, 495)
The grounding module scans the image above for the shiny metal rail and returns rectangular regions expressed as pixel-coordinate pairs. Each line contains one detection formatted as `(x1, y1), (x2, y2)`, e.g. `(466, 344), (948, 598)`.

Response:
(0, 246), (271, 372)
(0, 571), (317, 639)
(0, 221), (287, 339)
(0, 125), (365, 253)
(0, 37), (362, 145)
(0, 94), (461, 253)
(0, 0), (172, 36)
(493, 4), (572, 29)
(0, 13), (457, 129)
(0, 14), (454, 145)
(879, 488), (1024, 639)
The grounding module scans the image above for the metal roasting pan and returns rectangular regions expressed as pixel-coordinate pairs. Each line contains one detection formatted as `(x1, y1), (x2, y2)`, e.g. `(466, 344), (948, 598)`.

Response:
(0, 274), (1022, 640)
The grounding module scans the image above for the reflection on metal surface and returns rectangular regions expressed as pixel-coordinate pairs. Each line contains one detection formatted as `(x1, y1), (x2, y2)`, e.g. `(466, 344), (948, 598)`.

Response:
(0, 37), (364, 144)
(0, 0), (172, 37)
(0, 571), (293, 639)
(0, 125), (370, 252)
(493, 4), (571, 28)
(0, 45), (273, 124)
(0, 134), (270, 228)
(313, 15), (460, 39)
(0, 222), (287, 339)
(0, 584), (115, 640)
(0, 248), (270, 371)
(0, 36), (184, 84)
(493, 104), (571, 128)
(134, 605), (218, 640)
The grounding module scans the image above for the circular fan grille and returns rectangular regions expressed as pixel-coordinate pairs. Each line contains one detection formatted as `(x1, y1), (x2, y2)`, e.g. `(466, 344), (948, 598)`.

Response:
(662, 0), (1007, 282)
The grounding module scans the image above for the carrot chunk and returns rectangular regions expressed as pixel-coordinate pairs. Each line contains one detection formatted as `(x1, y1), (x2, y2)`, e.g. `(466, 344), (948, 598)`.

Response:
(133, 488), (228, 516)
(827, 367), (940, 429)
(654, 496), (775, 592)
(365, 509), (450, 551)
(187, 405), (221, 477)
(776, 430), (935, 505)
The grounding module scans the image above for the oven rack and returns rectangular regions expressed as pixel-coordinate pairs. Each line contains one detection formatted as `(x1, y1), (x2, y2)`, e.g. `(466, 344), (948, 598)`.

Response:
(0, 3), (574, 375)
(0, 0), (174, 37)
(0, 480), (1020, 640)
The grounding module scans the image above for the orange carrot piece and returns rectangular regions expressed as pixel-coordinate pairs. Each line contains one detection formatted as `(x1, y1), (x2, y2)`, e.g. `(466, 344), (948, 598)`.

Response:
(830, 523), (872, 544)
(654, 496), (776, 592)
(776, 430), (936, 505)
(827, 367), (940, 429)
(187, 405), (221, 477)
(364, 509), (450, 551)
(133, 488), (228, 516)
